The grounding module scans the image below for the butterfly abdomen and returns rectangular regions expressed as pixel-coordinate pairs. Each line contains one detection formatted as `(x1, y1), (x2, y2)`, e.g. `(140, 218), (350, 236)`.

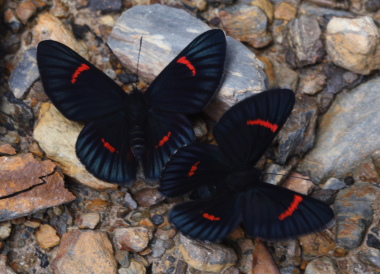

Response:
(130, 124), (146, 159)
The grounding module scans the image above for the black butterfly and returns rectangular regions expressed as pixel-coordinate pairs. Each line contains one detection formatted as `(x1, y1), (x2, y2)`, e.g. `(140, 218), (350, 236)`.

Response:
(36, 30), (226, 185)
(159, 89), (334, 241)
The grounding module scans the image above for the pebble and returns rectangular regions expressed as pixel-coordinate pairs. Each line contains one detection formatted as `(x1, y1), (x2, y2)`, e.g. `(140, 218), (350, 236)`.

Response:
(322, 178), (346, 191)
(305, 256), (340, 274)
(4, 9), (22, 31)
(283, 173), (315, 195)
(297, 66), (326, 95)
(325, 16), (380, 75)
(0, 143), (17, 155)
(274, 2), (297, 21)
(252, 240), (280, 273)
(299, 233), (336, 260)
(52, 230), (117, 274)
(299, 78), (380, 182)
(113, 227), (153, 252)
(77, 212), (100, 229)
(178, 234), (237, 272)
(219, 5), (272, 48)
(115, 250), (130, 267)
(15, 0), (37, 24)
(0, 222), (12, 240)
(118, 259), (146, 274)
(285, 15), (324, 68)
(88, 0), (122, 13)
(36, 224), (60, 249)
(334, 182), (379, 249)
(123, 192), (137, 210)
(133, 188), (165, 208)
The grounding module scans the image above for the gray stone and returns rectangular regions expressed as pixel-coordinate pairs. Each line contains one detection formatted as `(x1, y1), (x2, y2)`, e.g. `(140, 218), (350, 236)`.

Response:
(305, 256), (341, 274)
(322, 178), (346, 190)
(9, 48), (39, 99)
(107, 4), (266, 121)
(334, 182), (380, 249)
(359, 248), (380, 268)
(298, 78), (380, 182)
(285, 15), (324, 68)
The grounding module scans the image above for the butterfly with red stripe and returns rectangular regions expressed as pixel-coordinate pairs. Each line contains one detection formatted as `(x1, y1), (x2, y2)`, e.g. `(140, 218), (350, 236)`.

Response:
(37, 29), (226, 185)
(159, 89), (334, 241)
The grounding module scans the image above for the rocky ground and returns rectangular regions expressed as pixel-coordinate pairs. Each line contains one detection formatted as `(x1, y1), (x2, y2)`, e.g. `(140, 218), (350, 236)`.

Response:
(1, 0), (380, 273)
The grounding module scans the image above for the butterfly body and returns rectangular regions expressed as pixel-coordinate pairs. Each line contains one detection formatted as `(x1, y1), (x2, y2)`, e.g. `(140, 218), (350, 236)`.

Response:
(225, 168), (264, 193)
(37, 29), (227, 185)
(160, 89), (335, 241)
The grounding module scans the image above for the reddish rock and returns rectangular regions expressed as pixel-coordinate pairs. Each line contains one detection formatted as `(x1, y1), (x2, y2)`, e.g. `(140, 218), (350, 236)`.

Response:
(0, 154), (76, 222)
(113, 227), (153, 252)
(15, 0), (37, 24)
(52, 230), (117, 274)
(0, 144), (17, 155)
(133, 188), (165, 207)
(274, 2), (297, 21)
(252, 240), (280, 274)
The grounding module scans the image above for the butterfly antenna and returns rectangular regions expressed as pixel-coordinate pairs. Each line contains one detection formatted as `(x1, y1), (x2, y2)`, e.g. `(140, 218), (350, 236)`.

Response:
(133, 37), (143, 90)
(265, 172), (315, 182)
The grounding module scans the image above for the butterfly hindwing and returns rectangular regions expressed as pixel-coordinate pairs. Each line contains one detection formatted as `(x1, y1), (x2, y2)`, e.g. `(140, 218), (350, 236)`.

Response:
(142, 111), (195, 181)
(37, 40), (127, 121)
(243, 182), (334, 240)
(159, 144), (232, 198)
(76, 112), (137, 185)
(146, 29), (226, 113)
(170, 193), (243, 242)
(213, 89), (295, 166)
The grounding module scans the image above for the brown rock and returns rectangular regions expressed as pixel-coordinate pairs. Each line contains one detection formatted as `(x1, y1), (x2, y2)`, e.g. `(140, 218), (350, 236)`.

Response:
(77, 212), (101, 229)
(32, 13), (87, 57)
(85, 198), (111, 212)
(298, 66), (326, 95)
(179, 234), (237, 272)
(274, 2), (297, 21)
(133, 188), (165, 207)
(283, 173), (315, 195)
(4, 9), (22, 31)
(24, 219), (41, 228)
(250, 0), (274, 23)
(326, 16), (380, 75)
(252, 240), (280, 274)
(36, 224), (60, 249)
(220, 5), (272, 48)
(113, 227), (153, 252)
(15, 0), (37, 24)
(119, 259), (146, 274)
(0, 144), (17, 155)
(353, 158), (380, 183)
(33, 103), (116, 190)
(52, 230), (117, 274)
(0, 154), (76, 222)
(299, 232), (336, 259)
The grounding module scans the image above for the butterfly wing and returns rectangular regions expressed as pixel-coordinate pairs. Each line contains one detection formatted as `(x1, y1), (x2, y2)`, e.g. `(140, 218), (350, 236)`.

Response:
(170, 193), (243, 242)
(76, 112), (137, 185)
(142, 111), (195, 181)
(37, 40), (127, 121)
(243, 182), (334, 240)
(146, 29), (226, 113)
(159, 144), (232, 198)
(213, 89), (295, 166)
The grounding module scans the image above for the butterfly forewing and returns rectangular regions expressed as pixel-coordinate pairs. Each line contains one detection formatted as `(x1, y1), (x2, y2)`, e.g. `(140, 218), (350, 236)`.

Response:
(142, 111), (195, 181)
(146, 29), (226, 113)
(213, 89), (295, 166)
(159, 144), (232, 197)
(170, 193), (243, 242)
(76, 113), (137, 185)
(242, 182), (334, 240)
(37, 40), (127, 121)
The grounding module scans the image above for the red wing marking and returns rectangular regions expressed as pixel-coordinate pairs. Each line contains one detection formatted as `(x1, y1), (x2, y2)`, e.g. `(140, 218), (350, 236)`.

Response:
(188, 161), (200, 177)
(247, 119), (279, 133)
(155, 132), (172, 148)
(71, 63), (90, 84)
(177, 56), (196, 76)
(101, 138), (120, 153)
(203, 212), (221, 221)
(278, 195), (303, 221)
